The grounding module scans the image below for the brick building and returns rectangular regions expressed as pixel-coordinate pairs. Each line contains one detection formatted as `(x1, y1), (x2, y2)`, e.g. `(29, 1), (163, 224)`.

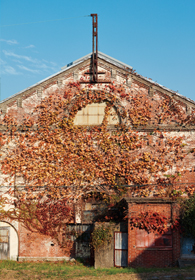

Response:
(94, 198), (180, 268)
(0, 52), (195, 266)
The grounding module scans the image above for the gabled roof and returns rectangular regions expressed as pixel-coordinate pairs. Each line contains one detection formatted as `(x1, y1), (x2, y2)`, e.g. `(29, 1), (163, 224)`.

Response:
(0, 52), (132, 105)
(61, 51), (133, 72)
(0, 51), (195, 107)
(135, 73), (195, 106)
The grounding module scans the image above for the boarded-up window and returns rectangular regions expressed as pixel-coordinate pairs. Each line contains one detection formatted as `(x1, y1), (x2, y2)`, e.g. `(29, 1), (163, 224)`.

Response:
(136, 229), (172, 248)
(74, 102), (119, 125)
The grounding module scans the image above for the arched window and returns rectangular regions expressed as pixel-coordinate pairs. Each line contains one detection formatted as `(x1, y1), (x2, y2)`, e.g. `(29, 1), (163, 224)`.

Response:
(73, 102), (119, 125)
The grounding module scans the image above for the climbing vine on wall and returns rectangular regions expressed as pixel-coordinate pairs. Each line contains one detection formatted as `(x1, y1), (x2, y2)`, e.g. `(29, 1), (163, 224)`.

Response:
(129, 211), (180, 234)
(1, 82), (192, 198)
(1, 190), (73, 250)
(91, 223), (112, 249)
(0, 80), (194, 244)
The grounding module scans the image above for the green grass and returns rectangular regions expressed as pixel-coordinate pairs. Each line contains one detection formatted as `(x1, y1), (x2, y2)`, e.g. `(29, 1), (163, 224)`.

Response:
(0, 260), (194, 279)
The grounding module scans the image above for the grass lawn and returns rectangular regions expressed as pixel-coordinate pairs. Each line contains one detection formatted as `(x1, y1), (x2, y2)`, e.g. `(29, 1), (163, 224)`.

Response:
(0, 260), (195, 280)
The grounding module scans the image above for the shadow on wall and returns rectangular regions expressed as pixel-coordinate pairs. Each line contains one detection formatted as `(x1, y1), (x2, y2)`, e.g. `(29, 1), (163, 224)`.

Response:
(128, 229), (178, 268)
(59, 199), (182, 268)
(67, 224), (94, 266)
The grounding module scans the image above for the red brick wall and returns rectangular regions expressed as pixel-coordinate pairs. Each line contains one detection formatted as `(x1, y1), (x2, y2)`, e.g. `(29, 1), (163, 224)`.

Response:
(128, 201), (180, 268)
(18, 224), (73, 260)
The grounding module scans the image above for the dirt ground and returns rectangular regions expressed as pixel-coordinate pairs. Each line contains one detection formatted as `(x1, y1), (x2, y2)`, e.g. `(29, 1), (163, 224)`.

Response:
(71, 269), (195, 280)
(1, 268), (195, 280)
(71, 272), (195, 280)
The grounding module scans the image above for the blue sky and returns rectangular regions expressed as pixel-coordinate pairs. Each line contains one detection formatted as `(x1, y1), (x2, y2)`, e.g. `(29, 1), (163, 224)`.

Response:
(0, 0), (195, 101)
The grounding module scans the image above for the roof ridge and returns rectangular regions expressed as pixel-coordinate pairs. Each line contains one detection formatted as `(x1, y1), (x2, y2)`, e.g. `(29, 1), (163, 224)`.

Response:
(1, 52), (195, 106)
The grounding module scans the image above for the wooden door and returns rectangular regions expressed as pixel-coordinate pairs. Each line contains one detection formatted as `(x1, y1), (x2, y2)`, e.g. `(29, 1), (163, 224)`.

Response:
(66, 224), (94, 264)
(114, 232), (128, 267)
(0, 227), (10, 260)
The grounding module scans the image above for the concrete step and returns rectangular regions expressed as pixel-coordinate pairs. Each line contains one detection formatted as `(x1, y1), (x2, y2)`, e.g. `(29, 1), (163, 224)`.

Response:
(178, 258), (195, 268)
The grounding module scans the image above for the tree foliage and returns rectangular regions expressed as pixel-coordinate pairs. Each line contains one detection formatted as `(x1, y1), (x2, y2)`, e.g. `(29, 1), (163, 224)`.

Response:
(180, 194), (195, 238)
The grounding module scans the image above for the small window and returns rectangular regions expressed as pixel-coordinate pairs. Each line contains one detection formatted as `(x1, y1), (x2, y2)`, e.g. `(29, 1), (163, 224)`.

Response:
(136, 228), (172, 248)
(73, 102), (119, 125)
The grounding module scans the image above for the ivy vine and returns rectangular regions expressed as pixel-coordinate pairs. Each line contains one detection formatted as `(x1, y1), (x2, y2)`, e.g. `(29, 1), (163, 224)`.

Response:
(0, 80), (194, 248)
(91, 224), (112, 249)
